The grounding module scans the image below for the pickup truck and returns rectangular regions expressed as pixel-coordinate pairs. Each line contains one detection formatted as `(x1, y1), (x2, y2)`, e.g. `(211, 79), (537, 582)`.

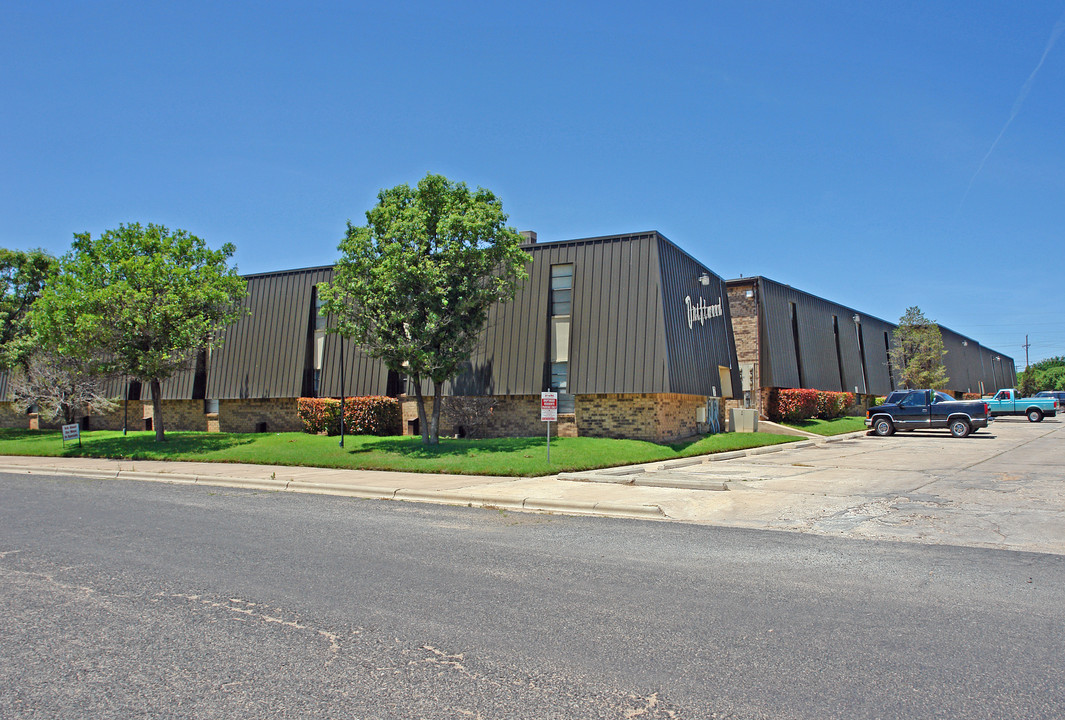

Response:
(984, 388), (1059, 422)
(866, 389), (992, 438)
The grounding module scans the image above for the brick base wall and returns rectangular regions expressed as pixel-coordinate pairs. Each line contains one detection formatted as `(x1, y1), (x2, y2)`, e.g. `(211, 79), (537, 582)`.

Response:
(401, 395), (578, 439)
(0, 400), (146, 431)
(218, 398), (302, 433)
(0, 402), (26, 429)
(4, 394), (718, 443)
(143, 400), (208, 432)
(576, 393), (708, 443)
(401, 393), (708, 443)
(82, 401), (145, 431)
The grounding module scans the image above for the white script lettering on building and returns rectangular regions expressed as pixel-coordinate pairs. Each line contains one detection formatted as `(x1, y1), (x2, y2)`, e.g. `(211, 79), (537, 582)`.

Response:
(685, 295), (723, 329)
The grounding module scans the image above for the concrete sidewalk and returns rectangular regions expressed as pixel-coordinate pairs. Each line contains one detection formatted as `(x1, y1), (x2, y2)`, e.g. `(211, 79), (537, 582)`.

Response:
(0, 451), (744, 522)
(3, 421), (1062, 555)
(0, 434), (852, 523)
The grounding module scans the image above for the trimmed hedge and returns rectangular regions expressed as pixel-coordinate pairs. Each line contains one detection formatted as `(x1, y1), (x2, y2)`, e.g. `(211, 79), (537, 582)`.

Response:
(297, 398), (337, 434)
(815, 390), (855, 419)
(766, 389), (855, 422)
(297, 396), (402, 436)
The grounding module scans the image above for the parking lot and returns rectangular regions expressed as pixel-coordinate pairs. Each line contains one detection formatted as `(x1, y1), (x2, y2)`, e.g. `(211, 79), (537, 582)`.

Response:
(639, 416), (1065, 553)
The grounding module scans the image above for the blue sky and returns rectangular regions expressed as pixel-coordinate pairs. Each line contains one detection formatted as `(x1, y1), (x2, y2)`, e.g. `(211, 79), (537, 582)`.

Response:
(3, 1), (1063, 363)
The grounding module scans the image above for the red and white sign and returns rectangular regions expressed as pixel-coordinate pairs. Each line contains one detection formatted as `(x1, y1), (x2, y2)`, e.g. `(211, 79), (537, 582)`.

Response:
(61, 423), (80, 441)
(540, 392), (558, 422)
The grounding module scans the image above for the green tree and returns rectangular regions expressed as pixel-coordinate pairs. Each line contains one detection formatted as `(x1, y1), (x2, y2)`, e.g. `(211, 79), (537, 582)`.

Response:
(0, 248), (56, 369)
(1019, 356), (1065, 393)
(319, 174), (530, 444)
(30, 223), (247, 441)
(889, 306), (949, 389)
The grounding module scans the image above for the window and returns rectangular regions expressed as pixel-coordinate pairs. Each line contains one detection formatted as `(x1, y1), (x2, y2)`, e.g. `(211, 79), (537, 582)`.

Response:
(549, 362), (575, 414)
(312, 291), (327, 396)
(550, 264), (573, 316)
(547, 264), (575, 413)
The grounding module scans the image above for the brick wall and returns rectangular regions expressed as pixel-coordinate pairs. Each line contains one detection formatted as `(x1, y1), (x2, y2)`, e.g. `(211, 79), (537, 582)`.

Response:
(143, 400), (208, 432)
(0, 402), (26, 429)
(0, 400), (146, 431)
(577, 393), (707, 442)
(6, 392), (715, 443)
(399, 395), (578, 439)
(402, 393), (708, 442)
(82, 400), (145, 431)
(727, 282), (763, 418)
(217, 398), (302, 433)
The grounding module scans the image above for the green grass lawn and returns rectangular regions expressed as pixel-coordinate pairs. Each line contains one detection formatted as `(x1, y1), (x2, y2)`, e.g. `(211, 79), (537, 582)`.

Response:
(780, 416), (868, 436)
(0, 428), (801, 477)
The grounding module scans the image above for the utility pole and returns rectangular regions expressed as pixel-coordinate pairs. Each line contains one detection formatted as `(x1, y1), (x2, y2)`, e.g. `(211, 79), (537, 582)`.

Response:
(1023, 334), (1031, 369)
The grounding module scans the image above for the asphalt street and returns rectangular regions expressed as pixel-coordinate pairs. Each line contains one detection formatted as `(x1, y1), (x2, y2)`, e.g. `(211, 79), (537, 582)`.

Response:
(3, 416), (1062, 554)
(2, 473), (1063, 719)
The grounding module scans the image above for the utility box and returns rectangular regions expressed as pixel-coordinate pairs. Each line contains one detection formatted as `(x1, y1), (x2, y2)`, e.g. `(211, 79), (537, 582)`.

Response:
(729, 408), (758, 433)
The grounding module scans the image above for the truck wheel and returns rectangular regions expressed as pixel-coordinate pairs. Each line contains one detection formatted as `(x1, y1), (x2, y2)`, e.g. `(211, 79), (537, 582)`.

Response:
(873, 418), (894, 436)
(1027, 408), (1044, 423)
(949, 419), (971, 438)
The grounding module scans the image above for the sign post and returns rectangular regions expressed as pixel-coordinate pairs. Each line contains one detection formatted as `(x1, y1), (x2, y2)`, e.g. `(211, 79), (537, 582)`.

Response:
(540, 391), (558, 463)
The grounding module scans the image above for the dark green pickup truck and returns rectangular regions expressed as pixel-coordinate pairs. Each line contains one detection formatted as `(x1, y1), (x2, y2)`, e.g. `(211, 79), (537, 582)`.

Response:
(865, 390), (992, 438)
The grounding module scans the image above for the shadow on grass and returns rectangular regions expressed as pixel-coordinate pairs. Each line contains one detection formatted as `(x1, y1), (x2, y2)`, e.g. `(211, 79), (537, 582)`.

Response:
(0, 428), (51, 440)
(65, 432), (258, 459)
(349, 435), (550, 458)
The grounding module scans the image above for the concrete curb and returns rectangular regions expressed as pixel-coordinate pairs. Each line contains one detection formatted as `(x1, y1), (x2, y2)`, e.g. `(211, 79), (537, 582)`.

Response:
(0, 464), (665, 521)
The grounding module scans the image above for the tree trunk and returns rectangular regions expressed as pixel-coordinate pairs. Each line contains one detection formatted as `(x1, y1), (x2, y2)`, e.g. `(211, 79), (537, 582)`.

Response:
(430, 380), (443, 444)
(150, 379), (166, 442)
(413, 378), (430, 444)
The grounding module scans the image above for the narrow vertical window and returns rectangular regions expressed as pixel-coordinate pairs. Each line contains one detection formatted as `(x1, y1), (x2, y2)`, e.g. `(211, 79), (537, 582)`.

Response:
(790, 302), (805, 388)
(548, 264), (575, 413)
(550, 264), (573, 316)
(314, 294), (327, 396)
(857, 325), (868, 395)
(884, 331), (895, 390)
(832, 316), (845, 391)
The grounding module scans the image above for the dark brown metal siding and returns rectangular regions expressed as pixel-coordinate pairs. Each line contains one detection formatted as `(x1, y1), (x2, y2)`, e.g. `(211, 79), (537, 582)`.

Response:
(940, 326), (975, 394)
(852, 315), (894, 394)
(208, 267), (334, 399)
(0, 370), (10, 401)
(149, 367), (199, 400)
(755, 276), (1016, 396)
(758, 278), (895, 395)
(317, 334), (390, 397)
(980, 347), (1015, 391)
(657, 237), (739, 396)
(442, 233), (673, 396)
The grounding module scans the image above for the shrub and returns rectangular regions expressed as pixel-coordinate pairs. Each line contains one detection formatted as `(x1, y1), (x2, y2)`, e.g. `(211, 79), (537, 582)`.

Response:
(815, 391), (855, 419)
(297, 398), (339, 434)
(767, 389), (854, 421)
(332, 396), (402, 436)
(775, 388), (819, 421)
(297, 396), (402, 436)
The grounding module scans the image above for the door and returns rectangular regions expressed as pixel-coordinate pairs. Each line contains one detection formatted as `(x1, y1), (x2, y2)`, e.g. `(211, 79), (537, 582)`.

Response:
(895, 390), (931, 429)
